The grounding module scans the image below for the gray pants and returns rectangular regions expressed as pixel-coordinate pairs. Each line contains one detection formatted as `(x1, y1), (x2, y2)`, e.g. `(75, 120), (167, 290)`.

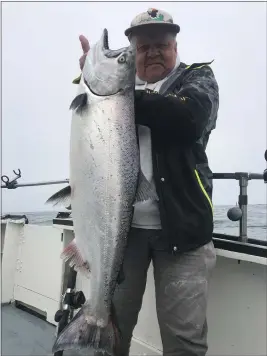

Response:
(100, 228), (216, 356)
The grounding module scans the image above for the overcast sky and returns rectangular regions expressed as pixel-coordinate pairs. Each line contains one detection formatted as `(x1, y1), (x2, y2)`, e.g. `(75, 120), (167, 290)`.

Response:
(2, 1), (266, 213)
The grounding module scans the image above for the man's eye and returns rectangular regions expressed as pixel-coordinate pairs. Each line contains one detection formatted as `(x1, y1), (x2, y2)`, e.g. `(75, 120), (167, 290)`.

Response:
(137, 45), (149, 52)
(158, 44), (168, 49)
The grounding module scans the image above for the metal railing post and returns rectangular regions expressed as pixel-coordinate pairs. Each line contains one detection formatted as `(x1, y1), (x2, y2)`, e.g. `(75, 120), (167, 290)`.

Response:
(238, 174), (248, 242)
(211, 171), (264, 243)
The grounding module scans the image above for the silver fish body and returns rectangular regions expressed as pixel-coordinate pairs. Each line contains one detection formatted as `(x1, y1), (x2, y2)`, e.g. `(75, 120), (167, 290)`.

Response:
(70, 84), (138, 324)
(47, 29), (157, 354)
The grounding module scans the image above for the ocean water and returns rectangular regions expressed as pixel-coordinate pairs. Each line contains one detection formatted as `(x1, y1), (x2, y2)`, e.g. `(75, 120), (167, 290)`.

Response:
(4, 204), (266, 241)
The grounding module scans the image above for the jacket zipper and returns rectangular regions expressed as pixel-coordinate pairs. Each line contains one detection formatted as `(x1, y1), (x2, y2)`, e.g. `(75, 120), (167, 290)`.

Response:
(153, 148), (174, 254)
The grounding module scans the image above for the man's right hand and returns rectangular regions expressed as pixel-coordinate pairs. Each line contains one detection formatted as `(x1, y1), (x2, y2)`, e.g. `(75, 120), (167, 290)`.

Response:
(79, 35), (90, 70)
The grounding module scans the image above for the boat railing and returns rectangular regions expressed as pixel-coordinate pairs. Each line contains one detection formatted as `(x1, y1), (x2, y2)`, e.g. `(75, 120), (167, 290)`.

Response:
(212, 171), (265, 243)
(2, 150), (267, 246)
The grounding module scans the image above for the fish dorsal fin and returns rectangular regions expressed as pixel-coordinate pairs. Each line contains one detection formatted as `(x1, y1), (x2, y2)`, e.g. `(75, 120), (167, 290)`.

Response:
(133, 170), (159, 205)
(46, 185), (71, 207)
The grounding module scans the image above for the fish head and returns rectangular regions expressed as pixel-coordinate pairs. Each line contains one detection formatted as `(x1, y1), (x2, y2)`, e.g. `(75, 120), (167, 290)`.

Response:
(83, 29), (136, 96)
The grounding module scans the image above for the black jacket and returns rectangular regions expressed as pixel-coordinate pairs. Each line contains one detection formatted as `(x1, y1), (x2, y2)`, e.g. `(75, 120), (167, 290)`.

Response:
(134, 61), (219, 254)
(73, 61), (219, 254)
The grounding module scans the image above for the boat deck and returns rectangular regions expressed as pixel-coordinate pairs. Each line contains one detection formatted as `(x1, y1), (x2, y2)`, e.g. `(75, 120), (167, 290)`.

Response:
(2, 303), (91, 356)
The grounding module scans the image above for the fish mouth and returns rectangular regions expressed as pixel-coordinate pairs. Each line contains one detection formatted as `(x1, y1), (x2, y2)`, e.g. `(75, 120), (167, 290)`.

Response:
(86, 80), (123, 97)
(102, 29), (129, 58)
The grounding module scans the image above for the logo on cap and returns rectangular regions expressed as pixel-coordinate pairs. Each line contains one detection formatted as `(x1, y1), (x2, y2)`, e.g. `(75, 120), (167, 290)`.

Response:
(147, 8), (164, 21)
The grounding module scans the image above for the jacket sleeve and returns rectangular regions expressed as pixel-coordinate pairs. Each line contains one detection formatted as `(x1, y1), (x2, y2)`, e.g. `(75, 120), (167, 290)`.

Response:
(135, 65), (219, 145)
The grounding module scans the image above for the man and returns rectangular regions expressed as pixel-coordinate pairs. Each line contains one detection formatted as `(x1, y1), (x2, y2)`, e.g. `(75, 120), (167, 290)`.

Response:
(75, 8), (219, 356)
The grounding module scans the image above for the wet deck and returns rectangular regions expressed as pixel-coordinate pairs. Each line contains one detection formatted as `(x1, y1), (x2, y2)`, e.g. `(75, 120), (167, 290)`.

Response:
(2, 303), (92, 356)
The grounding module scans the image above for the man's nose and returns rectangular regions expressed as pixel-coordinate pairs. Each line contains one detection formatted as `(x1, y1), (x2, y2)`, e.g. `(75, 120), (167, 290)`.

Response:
(147, 46), (160, 57)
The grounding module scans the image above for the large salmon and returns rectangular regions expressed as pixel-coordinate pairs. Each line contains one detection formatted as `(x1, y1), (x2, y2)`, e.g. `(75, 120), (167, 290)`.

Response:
(47, 29), (158, 354)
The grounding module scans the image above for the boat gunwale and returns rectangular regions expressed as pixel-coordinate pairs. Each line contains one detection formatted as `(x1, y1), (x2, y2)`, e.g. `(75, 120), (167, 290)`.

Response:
(52, 218), (267, 259)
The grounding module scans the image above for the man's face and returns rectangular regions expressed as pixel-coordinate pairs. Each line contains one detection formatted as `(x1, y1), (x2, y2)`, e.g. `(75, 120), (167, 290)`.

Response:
(132, 29), (177, 83)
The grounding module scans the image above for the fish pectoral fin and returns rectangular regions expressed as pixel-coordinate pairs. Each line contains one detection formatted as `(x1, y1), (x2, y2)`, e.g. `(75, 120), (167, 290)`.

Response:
(70, 93), (88, 115)
(133, 170), (159, 205)
(52, 305), (120, 353)
(45, 185), (71, 208)
(61, 238), (90, 278)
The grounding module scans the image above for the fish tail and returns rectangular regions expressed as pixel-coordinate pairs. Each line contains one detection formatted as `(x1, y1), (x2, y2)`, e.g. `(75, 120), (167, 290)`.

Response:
(52, 304), (120, 355)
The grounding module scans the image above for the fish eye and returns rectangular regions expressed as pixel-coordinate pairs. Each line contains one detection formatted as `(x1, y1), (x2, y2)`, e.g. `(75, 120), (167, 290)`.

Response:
(118, 55), (126, 64)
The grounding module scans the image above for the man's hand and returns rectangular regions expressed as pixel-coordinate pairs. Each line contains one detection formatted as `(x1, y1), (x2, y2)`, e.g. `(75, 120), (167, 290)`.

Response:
(79, 35), (90, 70)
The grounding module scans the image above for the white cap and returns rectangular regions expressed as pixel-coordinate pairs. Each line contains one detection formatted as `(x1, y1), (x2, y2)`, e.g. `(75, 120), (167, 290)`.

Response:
(125, 8), (180, 37)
